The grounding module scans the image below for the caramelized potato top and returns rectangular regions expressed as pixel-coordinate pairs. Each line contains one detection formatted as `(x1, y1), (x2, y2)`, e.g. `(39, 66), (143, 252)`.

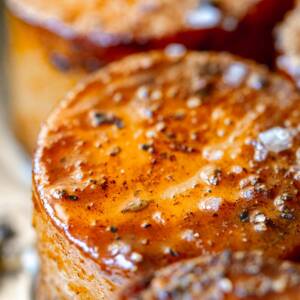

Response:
(119, 251), (300, 300)
(33, 51), (300, 278)
(8, 0), (258, 42)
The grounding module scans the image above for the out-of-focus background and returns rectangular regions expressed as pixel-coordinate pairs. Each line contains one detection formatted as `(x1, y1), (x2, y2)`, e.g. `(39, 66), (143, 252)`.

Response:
(0, 3), (37, 300)
(0, 0), (298, 299)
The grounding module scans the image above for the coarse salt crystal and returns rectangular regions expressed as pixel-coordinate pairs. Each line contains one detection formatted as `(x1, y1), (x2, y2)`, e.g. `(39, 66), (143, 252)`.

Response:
(259, 127), (293, 153)
(223, 63), (247, 86)
(199, 197), (223, 212)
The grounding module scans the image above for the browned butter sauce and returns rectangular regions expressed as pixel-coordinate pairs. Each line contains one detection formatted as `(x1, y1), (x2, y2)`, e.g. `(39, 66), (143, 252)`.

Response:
(33, 51), (300, 280)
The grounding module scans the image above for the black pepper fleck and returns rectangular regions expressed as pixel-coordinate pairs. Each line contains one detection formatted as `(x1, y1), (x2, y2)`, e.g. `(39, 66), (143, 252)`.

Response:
(68, 195), (79, 201)
(107, 226), (118, 233)
(240, 210), (249, 222)
(280, 210), (294, 220)
(90, 111), (124, 129)
(139, 144), (154, 153)
(169, 248), (179, 257)
(142, 223), (152, 229)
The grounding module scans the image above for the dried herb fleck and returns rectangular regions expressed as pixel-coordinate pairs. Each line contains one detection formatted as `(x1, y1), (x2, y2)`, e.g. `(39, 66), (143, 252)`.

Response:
(90, 111), (124, 129)
(109, 146), (122, 157)
(121, 198), (150, 213)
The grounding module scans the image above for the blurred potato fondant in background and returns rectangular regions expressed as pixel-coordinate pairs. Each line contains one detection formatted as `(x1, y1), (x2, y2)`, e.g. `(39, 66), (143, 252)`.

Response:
(6, 0), (294, 153)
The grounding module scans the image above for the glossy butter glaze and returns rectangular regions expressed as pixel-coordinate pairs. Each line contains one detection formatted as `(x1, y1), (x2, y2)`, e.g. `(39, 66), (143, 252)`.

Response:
(33, 51), (300, 281)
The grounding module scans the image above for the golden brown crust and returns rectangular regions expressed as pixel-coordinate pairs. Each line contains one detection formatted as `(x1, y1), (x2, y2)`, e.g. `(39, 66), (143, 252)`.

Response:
(119, 251), (300, 300)
(33, 51), (300, 296)
(33, 188), (121, 300)
(7, 0), (259, 43)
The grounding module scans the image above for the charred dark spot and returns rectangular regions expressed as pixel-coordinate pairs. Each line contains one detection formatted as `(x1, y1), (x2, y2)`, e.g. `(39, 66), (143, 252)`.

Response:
(240, 210), (249, 222)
